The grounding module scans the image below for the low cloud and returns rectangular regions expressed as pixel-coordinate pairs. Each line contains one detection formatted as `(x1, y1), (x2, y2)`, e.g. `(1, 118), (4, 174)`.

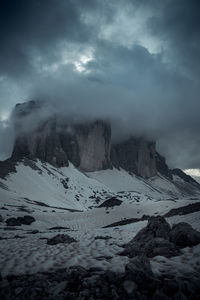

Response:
(0, 0), (200, 169)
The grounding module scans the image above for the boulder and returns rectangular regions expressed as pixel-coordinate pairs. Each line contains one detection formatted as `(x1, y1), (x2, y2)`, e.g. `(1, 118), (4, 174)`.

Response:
(6, 218), (21, 226)
(47, 234), (77, 245)
(18, 215), (35, 225)
(169, 222), (200, 248)
(6, 216), (35, 226)
(125, 255), (157, 295)
(120, 216), (178, 258)
(98, 197), (122, 208)
(128, 216), (171, 244)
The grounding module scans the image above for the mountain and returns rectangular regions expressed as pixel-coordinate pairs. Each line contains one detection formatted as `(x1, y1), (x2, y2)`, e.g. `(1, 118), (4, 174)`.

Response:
(10, 100), (200, 182)
(1, 100), (200, 299)
(1, 100), (200, 205)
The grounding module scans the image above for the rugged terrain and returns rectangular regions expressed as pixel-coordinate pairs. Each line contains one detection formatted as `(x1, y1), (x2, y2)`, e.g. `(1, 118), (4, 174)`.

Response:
(0, 101), (200, 299)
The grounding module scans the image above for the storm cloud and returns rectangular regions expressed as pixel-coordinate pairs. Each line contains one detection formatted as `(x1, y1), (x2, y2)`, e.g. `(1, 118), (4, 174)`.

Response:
(0, 0), (200, 168)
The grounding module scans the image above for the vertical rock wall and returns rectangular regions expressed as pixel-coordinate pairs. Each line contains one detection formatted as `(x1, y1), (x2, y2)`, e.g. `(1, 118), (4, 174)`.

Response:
(11, 102), (111, 171)
(111, 138), (157, 178)
(11, 101), (158, 177)
(75, 121), (111, 172)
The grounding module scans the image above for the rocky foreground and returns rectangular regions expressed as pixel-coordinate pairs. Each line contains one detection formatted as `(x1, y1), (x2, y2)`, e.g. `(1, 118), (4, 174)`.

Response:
(1, 216), (200, 300)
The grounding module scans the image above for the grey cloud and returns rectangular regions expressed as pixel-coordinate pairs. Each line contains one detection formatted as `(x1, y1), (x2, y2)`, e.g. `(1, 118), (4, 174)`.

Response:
(0, 120), (14, 161)
(0, 0), (200, 169)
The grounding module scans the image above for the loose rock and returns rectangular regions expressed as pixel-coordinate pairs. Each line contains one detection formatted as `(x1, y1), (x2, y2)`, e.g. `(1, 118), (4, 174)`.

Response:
(47, 234), (77, 245)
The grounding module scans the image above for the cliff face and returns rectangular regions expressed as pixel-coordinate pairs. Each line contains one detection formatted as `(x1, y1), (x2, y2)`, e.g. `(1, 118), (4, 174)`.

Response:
(75, 121), (111, 172)
(12, 102), (111, 171)
(111, 138), (157, 178)
(11, 101), (160, 177)
(12, 117), (69, 167)
(155, 152), (173, 180)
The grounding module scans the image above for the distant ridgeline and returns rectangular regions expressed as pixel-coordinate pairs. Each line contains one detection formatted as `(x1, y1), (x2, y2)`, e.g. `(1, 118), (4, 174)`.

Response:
(9, 100), (198, 182)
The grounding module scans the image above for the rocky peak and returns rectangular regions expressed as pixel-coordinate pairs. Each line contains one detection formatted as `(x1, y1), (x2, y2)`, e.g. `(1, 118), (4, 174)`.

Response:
(111, 137), (157, 178)
(11, 100), (169, 178)
(75, 120), (111, 172)
(155, 152), (173, 180)
(11, 101), (112, 171)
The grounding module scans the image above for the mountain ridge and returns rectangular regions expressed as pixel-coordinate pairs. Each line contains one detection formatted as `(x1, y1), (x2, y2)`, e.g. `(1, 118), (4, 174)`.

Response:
(5, 100), (198, 189)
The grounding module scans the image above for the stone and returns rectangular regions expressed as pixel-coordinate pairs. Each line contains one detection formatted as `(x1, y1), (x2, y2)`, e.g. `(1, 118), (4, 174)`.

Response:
(98, 198), (122, 208)
(120, 216), (180, 258)
(0, 215), (3, 222)
(6, 217), (21, 226)
(142, 216), (171, 240)
(19, 215), (35, 225)
(125, 255), (153, 277)
(125, 255), (158, 297)
(47, 234), (77, 245)
(142, 237), (179, 258)
(123, 280), (137, 294)
(169, 222), (200, 248)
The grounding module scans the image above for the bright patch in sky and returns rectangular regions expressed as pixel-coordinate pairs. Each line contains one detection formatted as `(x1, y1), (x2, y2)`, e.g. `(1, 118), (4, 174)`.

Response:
(74, 53), (94, 73)
(184, 169), (200, 184)
(0, 110), (10, 123)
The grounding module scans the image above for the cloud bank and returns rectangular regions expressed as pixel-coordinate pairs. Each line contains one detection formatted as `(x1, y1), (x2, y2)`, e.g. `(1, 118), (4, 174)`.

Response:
(0, 0), (200, 168)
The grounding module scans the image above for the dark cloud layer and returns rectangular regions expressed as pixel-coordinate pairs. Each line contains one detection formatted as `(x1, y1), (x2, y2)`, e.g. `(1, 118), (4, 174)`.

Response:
(0, 0), (200, 169)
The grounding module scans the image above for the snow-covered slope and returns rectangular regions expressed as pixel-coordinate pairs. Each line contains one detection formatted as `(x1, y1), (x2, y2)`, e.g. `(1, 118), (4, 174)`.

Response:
(0, 159), (200, 279)
(0, 159), (200, 215)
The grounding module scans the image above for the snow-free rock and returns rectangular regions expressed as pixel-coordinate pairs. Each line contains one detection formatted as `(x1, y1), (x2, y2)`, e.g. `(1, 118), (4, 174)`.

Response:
(47, 234), (77, 245)
(120, 216), (200, 258)
(17, 216), (35, 225)
(6, 216), (35, 226)
(98, 197), (122, 208)
(111, 137), (157, 178)
(12, 101), (112, 171)
(169, 222), (200, 247)
(6, 218), (22, 226)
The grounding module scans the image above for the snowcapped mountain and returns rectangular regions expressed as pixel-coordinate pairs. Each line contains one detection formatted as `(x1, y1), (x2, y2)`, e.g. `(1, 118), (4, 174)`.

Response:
(0, 156), (200, 217)
(1, 101), (200, 299)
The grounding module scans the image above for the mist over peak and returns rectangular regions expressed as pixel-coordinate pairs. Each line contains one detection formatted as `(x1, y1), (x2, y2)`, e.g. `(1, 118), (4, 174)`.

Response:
(0, 0), (200, 168)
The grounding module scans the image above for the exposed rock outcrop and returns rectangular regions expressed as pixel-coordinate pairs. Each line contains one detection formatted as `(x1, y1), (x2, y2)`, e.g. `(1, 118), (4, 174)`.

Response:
(10, 100), (199, 182)
(12, 117), (69, 167)
(12, 101), (158, 177)
(1, 255), (200, 300)
(111, 137), (157, 178)
(74, 120), (111, 172)
(171, 168), (198, 184)
(6, 216), (35, 226)
(120, 216), (200, 258)
(11, 101), (111, 171)
(47, 234), (77, 245)
(155, 152), (172, 179)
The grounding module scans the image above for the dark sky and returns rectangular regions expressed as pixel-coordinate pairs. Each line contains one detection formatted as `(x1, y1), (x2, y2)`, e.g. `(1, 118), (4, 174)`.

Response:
(0, 0), (200, 169)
